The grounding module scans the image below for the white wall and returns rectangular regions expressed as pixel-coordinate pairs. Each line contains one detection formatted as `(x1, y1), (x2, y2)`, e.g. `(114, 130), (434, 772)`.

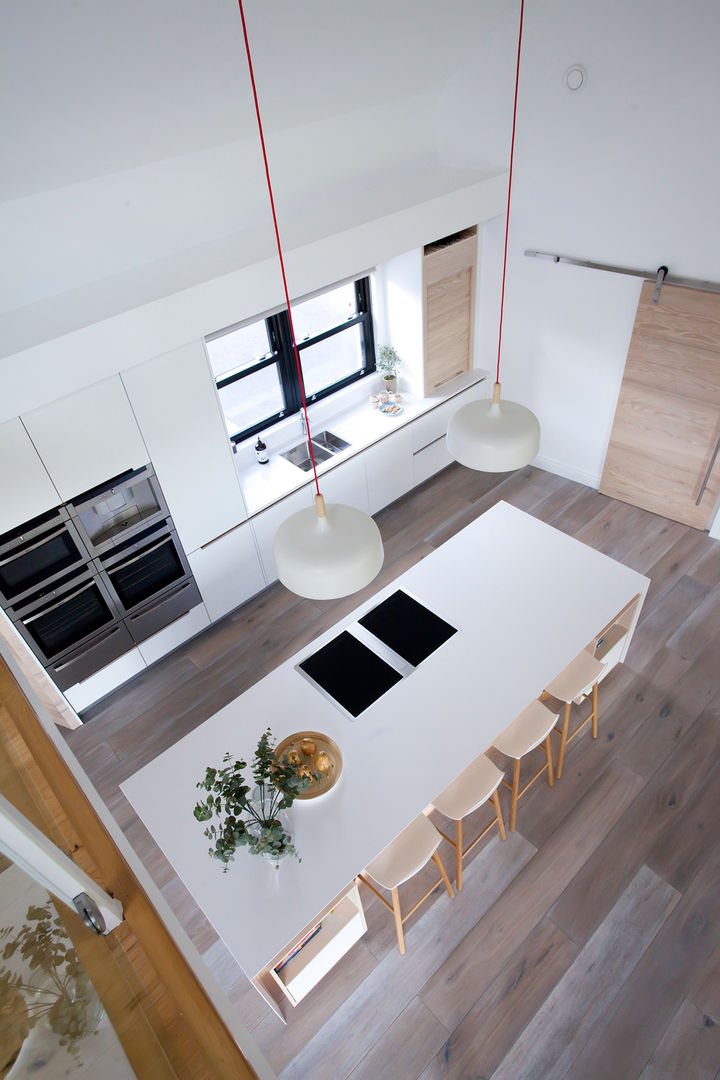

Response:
(0, 176), (506, 423)
(498, 0), (720, 500)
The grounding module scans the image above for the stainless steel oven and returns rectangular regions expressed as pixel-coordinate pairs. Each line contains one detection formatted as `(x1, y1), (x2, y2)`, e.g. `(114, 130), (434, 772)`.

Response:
(9, 567), (133, 690)
(95, 520), (201, 643)
(0, 507), (90, 607)
(68, 465), (169, 556)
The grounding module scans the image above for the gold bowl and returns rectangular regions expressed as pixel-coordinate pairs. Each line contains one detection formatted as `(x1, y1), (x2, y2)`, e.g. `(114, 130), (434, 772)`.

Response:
(275, 731), (343, 800)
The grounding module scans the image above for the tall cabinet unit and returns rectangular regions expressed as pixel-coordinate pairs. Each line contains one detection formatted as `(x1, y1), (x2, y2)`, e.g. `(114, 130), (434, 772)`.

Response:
(422, 228), (478, 395)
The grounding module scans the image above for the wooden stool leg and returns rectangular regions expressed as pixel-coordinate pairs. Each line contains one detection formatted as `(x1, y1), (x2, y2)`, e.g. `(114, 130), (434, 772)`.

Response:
(545, 734), (554, 787)
(391, 887), (405, 954)
(591, 681), (599, 738)
(556, 701), (571, 779)
(455, 819), (463, 891)
(491, 788), (506, 840)
(431, 850), (455, 899)
(509, 757), (521, 832)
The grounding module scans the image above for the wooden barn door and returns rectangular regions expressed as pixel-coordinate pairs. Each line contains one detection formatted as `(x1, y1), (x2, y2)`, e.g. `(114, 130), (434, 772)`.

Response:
(600, 281), (720, 529)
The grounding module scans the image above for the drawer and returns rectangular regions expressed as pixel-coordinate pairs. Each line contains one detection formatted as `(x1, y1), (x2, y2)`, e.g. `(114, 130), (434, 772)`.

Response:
(410, 399), (455, 453)
(49, 621), (134, 691)
(124, 579), (202, 644)
(412, 435), (453, 486)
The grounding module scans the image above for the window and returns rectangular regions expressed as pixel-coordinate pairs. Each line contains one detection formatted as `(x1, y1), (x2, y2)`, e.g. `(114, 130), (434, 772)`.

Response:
(206, 277), (376, 443)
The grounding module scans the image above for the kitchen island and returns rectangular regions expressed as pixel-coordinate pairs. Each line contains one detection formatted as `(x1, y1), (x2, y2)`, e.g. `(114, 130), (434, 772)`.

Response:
(121, 501), (648, 1014)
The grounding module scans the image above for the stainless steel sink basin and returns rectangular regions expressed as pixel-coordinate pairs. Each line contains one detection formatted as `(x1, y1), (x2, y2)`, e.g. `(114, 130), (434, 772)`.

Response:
(311, 430), (351, 454)
(281, 441), (333, 472)
(280, 430), (351, 472)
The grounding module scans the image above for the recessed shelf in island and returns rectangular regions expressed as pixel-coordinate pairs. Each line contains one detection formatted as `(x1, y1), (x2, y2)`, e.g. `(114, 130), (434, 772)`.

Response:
(267, 884), (366, 1007)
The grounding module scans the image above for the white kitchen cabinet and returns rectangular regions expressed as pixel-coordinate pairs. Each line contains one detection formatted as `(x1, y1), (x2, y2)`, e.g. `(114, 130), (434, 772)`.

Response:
(412, 383), (487, 486)
(251, 484), (316, 584)
(318, 453), (369, 514)
(0, 418), (61, 534)
(188, 522), (266, 622)
(137, 602), (211, 667)
(121, 342), (248, 554)
(63, 647), (147, 713)
(22, 376), (149, 501)
(364, 427), (414, 514)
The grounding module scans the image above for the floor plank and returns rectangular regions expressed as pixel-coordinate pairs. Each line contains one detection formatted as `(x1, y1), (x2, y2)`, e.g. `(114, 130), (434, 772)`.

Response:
(562, 841), (720, 1080)
(491, 865), (680, 1080)
(346, 997), (449, 1080)
(417, 918), (578, 1080)
(638, 998), (720, 1080)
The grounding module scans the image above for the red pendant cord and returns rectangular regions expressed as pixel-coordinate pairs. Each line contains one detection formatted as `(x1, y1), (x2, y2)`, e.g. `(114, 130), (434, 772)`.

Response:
(496, 0), (524, 385)
(237, 0), (321, 494)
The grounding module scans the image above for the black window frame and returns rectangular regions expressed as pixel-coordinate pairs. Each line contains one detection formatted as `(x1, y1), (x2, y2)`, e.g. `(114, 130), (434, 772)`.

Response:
(210, 276), (376, 444)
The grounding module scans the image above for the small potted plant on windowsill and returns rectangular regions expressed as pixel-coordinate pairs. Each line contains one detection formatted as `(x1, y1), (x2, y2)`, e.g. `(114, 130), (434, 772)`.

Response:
(194, 728), (315, 870)
(377, 344), (401, 394)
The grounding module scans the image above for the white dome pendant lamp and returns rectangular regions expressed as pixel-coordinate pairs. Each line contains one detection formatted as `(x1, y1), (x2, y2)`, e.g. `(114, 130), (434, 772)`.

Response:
(446, 0), (540, 472)
(238, 1), (383, 600)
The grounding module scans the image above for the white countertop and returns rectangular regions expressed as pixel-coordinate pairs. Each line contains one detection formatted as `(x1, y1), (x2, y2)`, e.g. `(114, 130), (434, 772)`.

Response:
(235, 370), (488, 516)
(121, 502), (649, 978)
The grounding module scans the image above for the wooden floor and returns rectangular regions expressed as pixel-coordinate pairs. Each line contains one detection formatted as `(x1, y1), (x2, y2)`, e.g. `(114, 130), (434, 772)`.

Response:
(64, 465), (720, 1080)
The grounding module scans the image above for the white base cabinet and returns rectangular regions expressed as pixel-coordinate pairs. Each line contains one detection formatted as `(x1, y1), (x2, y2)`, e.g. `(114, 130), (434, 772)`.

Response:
(137, 602), (210, 667)
(364, 426), (414, 514)
(188, 523), (266, 623)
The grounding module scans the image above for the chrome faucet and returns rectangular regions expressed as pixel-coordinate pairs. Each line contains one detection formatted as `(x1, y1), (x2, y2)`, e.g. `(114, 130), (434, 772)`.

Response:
(300, 411), (309, 440)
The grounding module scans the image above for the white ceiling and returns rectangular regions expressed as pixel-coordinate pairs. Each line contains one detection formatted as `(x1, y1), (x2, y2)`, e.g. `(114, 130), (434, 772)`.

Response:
(0, 0), (516, 354)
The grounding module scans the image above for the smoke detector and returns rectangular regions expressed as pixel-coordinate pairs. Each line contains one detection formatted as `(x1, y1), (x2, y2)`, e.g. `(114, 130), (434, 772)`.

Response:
(565, 64), (587, 92)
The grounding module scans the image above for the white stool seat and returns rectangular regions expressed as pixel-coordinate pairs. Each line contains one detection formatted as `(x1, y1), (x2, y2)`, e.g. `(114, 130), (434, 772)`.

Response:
(432, 754), (503, 821)
(365, 813), (443, 891)
(547, 651), (605, 704)
(493, 699), (559, 760)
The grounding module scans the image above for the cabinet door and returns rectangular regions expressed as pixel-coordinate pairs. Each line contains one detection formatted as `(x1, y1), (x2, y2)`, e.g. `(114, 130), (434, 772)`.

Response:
(188, 522), (266, 622)
(319, 454), (370, 514)
(22, 377), (149, 501)
(364, 428), (414, 514)
(0, 418), (61, 534)
(250, 485), (316, 585)
(423, 231), (477, 394)
(122, 343), (248, 554)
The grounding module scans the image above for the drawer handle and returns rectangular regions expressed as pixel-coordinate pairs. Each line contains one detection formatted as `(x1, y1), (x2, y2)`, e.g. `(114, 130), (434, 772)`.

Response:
(130, 582), (192, 619)
(54, 626), (122, 670)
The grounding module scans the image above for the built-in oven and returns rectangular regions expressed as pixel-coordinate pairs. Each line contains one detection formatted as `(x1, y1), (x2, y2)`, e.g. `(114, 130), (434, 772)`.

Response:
(0, 507), (90, 608)
(95, 520), (201, 643)
(68, 465), (169, 556)
(9, 566), (133, 690)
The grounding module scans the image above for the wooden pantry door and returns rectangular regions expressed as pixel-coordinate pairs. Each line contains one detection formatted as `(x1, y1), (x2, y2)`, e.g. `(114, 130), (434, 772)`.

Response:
(599, 281), (720, 529)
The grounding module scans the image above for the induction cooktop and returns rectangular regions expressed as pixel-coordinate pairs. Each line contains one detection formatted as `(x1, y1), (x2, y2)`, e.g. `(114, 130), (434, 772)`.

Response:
(297, 630), (402, 718)
(358, 589), (457, 666)
(296, 591), (458, 718)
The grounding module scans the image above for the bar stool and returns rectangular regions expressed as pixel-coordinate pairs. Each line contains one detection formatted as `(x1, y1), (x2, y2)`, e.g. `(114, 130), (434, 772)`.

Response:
(357, 813), (455, 954)
(545, 651), (606, 780)
(430, 754), (506, 891)
(492, 699), (559, 832)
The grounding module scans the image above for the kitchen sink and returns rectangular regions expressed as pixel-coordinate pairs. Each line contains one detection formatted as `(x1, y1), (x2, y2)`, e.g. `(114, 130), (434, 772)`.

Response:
(280, 430), (351, 472)
(281, 441), (333, 472)
(311, 430), (351, 454)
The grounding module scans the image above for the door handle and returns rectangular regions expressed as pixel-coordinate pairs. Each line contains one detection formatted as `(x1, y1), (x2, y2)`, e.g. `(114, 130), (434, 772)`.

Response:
(696, 431), (720, 505)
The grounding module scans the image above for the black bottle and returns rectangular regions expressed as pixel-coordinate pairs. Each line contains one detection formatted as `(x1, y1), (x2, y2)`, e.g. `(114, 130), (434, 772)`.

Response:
(255, 436), (269, 465)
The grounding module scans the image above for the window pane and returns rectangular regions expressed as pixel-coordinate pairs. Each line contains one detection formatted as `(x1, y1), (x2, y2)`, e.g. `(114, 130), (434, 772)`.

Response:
(218, 365), (284, 437)
(291, 283), (357, 342)
(206, 320), (270, 381)
(300, 325), (364, 398)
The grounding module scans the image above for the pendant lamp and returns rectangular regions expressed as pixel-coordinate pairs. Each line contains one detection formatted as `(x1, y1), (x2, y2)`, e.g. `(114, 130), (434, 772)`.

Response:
(446, 0), (540, 472)
(237, 1), (383, 600)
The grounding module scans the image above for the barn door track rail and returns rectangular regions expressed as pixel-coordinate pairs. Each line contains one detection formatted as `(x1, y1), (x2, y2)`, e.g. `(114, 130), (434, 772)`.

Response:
(525, 249), (720, 303)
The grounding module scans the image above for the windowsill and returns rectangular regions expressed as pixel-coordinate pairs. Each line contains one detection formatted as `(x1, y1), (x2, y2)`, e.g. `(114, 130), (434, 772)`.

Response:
(234, 369), (489, 517)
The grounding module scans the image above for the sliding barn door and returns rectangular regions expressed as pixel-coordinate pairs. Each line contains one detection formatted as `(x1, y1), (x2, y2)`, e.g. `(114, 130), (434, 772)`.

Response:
(600, 282), (720, 529)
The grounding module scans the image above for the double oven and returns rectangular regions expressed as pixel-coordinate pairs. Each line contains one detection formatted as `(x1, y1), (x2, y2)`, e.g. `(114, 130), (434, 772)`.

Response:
(1, 466), (200, 691)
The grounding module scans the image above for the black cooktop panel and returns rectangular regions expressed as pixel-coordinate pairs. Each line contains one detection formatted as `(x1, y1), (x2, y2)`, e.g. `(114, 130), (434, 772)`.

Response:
(298, 630), (402, 717)
(358, 589), (457, 667)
